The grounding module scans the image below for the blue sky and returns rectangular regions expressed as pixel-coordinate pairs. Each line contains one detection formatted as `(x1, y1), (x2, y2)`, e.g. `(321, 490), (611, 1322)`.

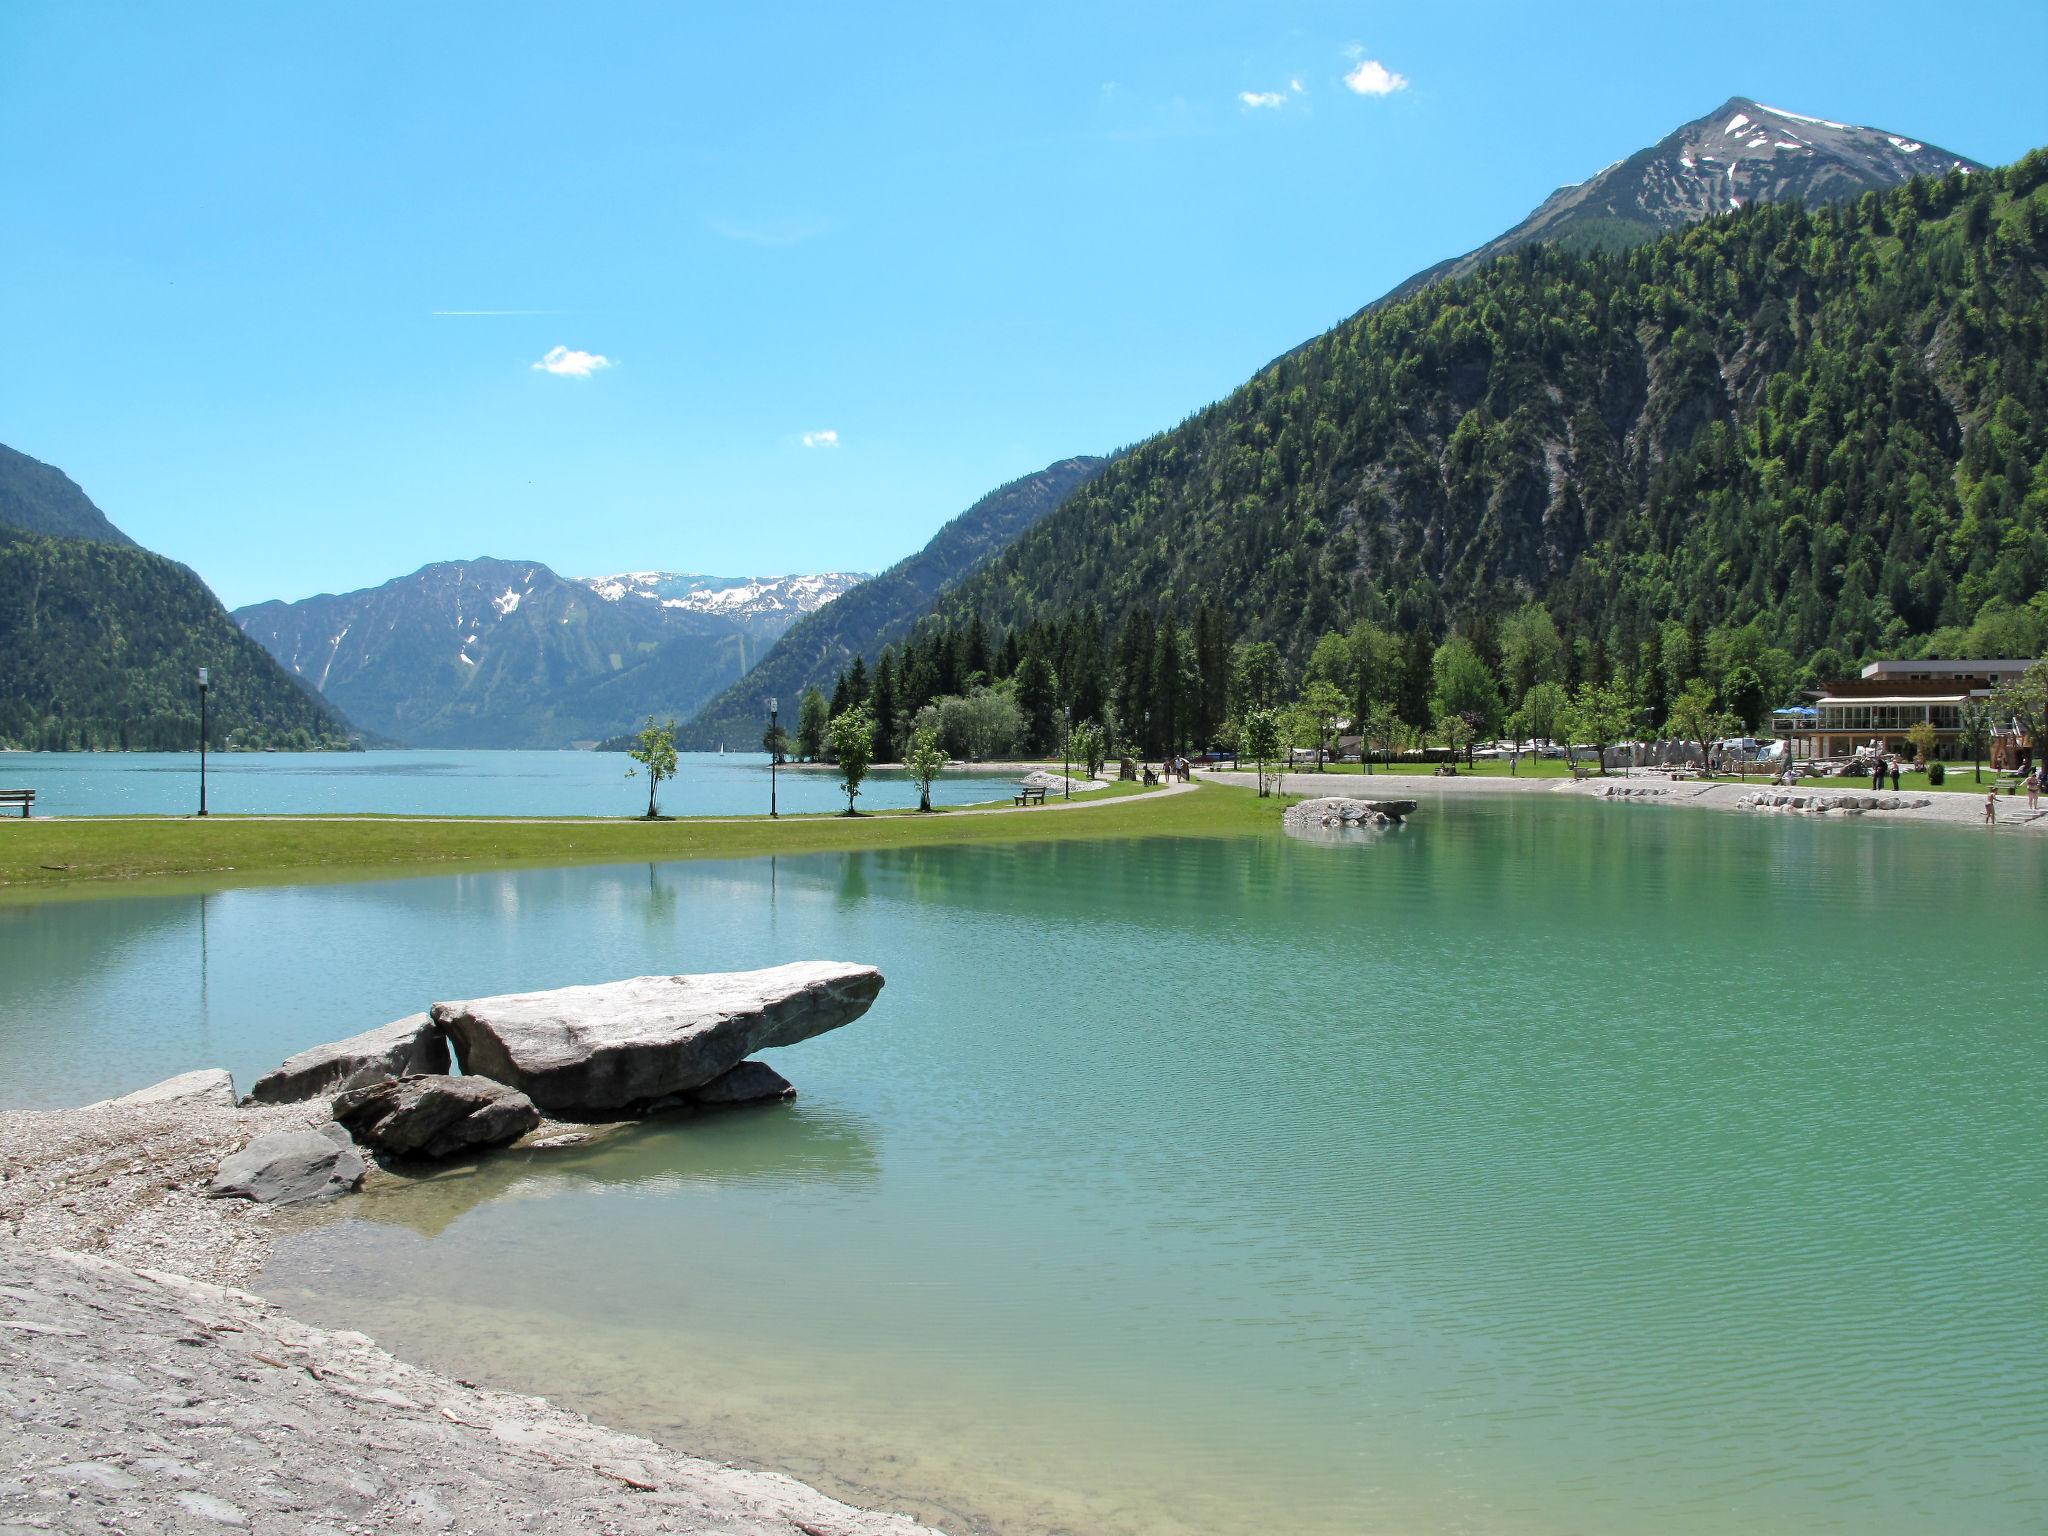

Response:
(4, 3), (2044, 608)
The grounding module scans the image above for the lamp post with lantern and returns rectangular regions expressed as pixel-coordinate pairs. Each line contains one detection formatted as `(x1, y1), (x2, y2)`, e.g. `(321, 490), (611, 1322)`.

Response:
(197, 667), (209, 817)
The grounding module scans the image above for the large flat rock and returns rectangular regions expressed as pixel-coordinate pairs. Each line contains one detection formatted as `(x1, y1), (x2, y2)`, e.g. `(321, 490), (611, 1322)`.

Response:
(431, 963), (885, 1117)
(245, 1014), (450, 1105)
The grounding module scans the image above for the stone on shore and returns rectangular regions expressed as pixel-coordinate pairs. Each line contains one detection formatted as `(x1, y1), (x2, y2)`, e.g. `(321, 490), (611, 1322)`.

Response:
(206, 1124), (365, 1206)
(83, 1069), (236, 1113)
(686, 1060), (796, 1106)
(333, 1075), (540, 1160)
(1283, 796), (1415, 830)
(245, 1014), (451, 1106)
(431, 962), (884, 1118)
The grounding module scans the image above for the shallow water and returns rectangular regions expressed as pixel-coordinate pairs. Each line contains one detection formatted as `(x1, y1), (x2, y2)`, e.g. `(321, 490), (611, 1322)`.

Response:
(0, 748), (1018, 818)
(4, 798), (2043, 1532)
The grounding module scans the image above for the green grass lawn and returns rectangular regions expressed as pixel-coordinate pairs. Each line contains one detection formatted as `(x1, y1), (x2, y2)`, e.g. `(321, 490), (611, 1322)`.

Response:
(0, 780), (1282, 898)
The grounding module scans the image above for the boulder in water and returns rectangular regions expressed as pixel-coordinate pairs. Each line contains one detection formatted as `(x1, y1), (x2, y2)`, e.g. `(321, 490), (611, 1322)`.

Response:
(431, 963), (884, 1118)
(244, 1015), (450, 1106)
(333, 1075), (540, 1160)
(686, 1060), (796, 1107)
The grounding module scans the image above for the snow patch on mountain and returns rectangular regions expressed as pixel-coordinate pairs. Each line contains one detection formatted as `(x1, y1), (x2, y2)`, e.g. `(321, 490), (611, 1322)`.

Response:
(577, 570), (867, 620)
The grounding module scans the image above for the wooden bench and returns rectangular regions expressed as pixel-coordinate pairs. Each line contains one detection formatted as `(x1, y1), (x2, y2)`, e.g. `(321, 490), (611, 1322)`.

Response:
(0, 789), (33, 818)
(1013, 785), (1048, 807)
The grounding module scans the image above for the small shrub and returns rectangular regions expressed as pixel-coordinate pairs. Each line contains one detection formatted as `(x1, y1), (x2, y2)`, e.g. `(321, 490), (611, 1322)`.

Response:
(1927, 760), (1946, 785)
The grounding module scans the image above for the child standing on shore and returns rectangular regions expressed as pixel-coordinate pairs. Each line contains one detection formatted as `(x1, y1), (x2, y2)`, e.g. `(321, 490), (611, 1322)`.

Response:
(1985, 789), (1998, 825)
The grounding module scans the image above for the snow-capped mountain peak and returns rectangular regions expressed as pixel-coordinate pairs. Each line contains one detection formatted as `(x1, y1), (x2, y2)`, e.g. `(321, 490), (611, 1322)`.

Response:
(577, 569), (866, 622)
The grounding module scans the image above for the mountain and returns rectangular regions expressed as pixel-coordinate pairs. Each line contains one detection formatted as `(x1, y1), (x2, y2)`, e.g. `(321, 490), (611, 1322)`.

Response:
(579, 570), (865, 638)
(234, 560), (855, 748)
(933, 150), (2048, 690)
(0, 443), (140, 547)
(0, 447), (354, 751)
(680, 454), (1106, 746)
(1377, 96), (1984, 306)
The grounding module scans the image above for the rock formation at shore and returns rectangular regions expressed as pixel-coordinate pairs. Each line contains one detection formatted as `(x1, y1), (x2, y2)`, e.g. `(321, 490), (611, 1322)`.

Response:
(244, 1014), (450, 1105)
(431, 962), (885, 1118)
(1282, 796), (1415, 832)
(205, 1123), (365, 1205)
(333, 1074), (542, 1159)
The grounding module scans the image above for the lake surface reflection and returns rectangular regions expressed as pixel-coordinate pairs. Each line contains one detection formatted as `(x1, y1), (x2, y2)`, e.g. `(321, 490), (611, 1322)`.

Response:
(4, 799), (2043, 1533)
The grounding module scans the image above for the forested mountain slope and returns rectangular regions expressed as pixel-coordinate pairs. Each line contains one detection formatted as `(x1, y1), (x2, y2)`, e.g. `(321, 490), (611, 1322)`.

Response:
(0, 444), (138, 547)
(0, 526), (353, 750)
(682, 455), (1103, 746)
(942, 156), (2048, 681)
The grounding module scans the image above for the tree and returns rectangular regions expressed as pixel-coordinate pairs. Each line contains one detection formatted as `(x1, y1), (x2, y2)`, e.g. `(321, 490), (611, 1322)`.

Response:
(870, 649), (899, 762)
(796, 687), (829, 761)
(1430, 636), (1502, 738)
(1520, 680), (1568, 750)
(1905, 719), (1938, 766)
(1434, 710), (1475, 764)
(1240, 708), (1281, 797)
(1299, 680), (1346, 771)
(1363, 701), (1405, 775)
(1277, 699), (1320, 776)
(1500, 603), (1564, 703)
(1665, 679), (1733, 773)
(761, 721), (790, 763)
(1958, 697), (1994, 782)
(1991, 662), (2047, 771)
(827, 705), (875, 815)
(904, 721), (946, 812)
(1559, 680), (1637, 775)
(1229, 640), (1283, 718)
(624, 716), (679, 818)
(1014, 654), (1061, 756)
(1070, 720), (1107, 779)
(1305, 630), (1355, 694)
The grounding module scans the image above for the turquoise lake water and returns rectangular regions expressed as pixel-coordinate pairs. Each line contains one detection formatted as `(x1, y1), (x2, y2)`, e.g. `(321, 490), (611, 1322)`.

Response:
(2, 797), (2042, 1532)
(0, 749), (1020, 818)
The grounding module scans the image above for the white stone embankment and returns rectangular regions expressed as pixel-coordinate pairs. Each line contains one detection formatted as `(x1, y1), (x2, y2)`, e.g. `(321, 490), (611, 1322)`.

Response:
(1205, 768), (2048, 834)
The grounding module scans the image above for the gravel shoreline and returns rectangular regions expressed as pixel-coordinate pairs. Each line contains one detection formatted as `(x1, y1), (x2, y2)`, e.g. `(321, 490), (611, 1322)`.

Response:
(0, 1096), (939, 1534)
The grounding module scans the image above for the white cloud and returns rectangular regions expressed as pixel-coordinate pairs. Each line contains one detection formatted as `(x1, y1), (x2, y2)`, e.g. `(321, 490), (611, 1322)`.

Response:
(1290, 78), (1305, 94)
(1342, 56), (1408, 96)
(707, 216), (831, 247)
(531, 345), (613, 377)
(802, 429), (840, 449)
(1239, 90), (1286, 109)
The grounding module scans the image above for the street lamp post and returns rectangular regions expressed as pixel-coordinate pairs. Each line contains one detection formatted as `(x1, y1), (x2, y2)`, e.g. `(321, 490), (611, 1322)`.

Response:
(196, 666), (209, 817)
(768, 697), (779, 818)
(1062, 706), (1071, 800)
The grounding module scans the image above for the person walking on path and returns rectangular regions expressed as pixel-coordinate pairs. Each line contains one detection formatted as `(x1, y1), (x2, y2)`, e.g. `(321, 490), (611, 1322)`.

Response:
(1872, 759), (1885, 791)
